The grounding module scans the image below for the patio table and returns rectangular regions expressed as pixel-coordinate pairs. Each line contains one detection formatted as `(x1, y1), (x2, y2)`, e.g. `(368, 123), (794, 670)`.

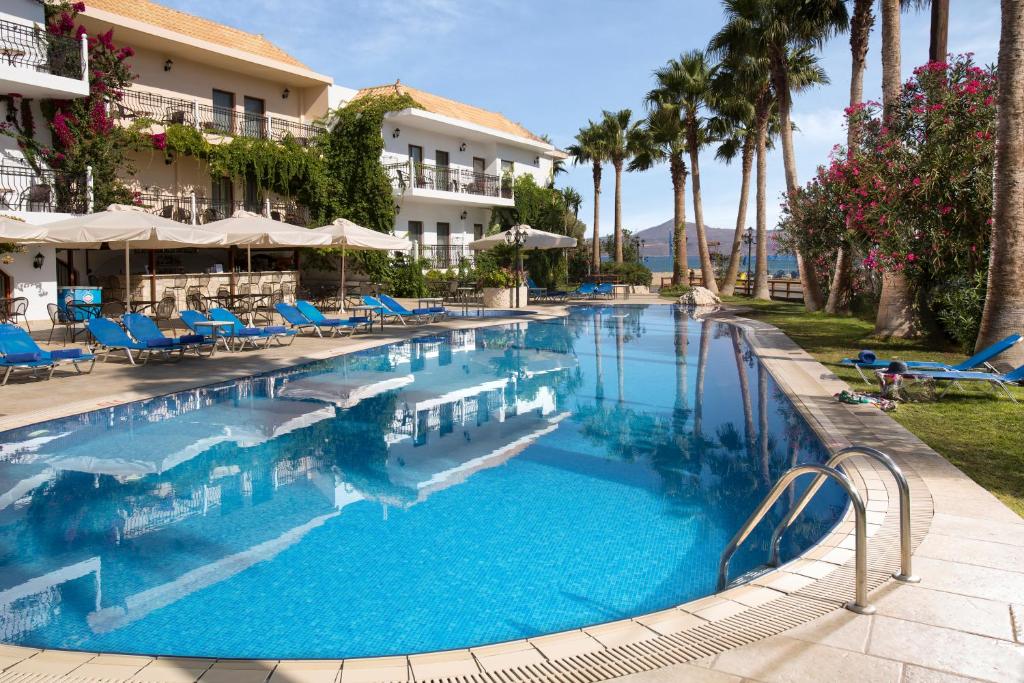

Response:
(347, 303), (383, 330)
(189, 320), (236, 355)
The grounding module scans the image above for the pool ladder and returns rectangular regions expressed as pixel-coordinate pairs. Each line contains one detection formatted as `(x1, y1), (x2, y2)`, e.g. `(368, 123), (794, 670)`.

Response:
(717, 445), (920, 614)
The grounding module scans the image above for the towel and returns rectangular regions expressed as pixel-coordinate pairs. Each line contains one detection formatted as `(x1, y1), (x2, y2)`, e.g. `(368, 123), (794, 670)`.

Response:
(263, 326), (287, 334)
(857, 350), (877, 364)
(238, 328), (264, 337)
(49, 348), (84, 359)
(428, 307), (446, 314)
(4, 352), (40, 363)
(348, 316), (370, 324)
(178, 334), (205, 345)
(145, 338), (174, 348)
(412, 308), (432, 315)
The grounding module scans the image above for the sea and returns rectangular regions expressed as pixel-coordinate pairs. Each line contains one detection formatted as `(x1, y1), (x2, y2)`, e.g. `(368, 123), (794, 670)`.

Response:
(641, 255), (800, 276)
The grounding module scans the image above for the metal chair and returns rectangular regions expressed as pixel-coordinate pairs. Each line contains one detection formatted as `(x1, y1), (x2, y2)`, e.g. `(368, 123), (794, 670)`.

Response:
(46, 303), (78, 345)
(152, 296), (178, 333)
(6, 297), (29, 331)
(185, 290), (207, 313)
(101, 300), (127, 318)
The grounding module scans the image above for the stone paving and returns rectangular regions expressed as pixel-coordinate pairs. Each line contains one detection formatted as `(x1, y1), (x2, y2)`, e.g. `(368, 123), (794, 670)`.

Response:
(0, 299), (1020, 683)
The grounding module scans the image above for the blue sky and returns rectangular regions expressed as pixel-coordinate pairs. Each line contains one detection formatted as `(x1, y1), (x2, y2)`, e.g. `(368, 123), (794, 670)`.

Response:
(158, 0), (1001, 234)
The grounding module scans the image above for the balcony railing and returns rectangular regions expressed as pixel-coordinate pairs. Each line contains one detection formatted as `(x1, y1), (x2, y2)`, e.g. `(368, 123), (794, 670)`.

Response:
(384, 161), (510, 200)
(135, 193), (310, 227)
(419, 244), (474, 269)
(0, 19), (84, 80)
(114, 89), (325, 146)
(0, 163), (88, 213)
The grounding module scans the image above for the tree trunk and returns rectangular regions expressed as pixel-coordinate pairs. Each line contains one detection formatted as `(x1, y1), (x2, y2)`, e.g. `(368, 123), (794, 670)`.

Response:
(721, 136), (754, 296)
(613, 161), (624, 263)
(827, 0), (874, 315)
(976, 0), (1024, 368)
(688, 126), (718, 294)
(670, 152), (688, 286)
(694, 318), (710, 441)
(769, 46), (823, 311)
(875, 0), (917, 337)
(754, 107), (771, 301)
(929, 0), (950, 63)
(591, 161), (602, 274)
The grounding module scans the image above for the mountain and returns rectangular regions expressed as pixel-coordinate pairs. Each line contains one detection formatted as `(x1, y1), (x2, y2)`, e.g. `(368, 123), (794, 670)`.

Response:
(633, 219), (780, 257)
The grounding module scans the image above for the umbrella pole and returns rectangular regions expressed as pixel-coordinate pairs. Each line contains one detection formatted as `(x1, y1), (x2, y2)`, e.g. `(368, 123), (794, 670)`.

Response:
(124, 243), (131, 311)
(248, 246), (252, 288)
(341, 246), (346, 310)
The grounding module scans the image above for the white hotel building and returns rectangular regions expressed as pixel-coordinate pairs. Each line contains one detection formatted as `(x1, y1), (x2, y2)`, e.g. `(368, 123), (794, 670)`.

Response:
(332, 82), (567, 269)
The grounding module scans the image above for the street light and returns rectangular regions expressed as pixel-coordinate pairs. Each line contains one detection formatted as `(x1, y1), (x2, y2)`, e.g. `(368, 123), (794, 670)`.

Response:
(742, 227), (755, 297)
(504, 224), (529, 308)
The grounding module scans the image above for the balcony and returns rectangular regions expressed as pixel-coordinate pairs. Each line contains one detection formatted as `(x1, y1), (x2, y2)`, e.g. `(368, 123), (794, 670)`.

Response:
(0, 19), (89, 99)
(419, 244), (474, 270)
(385, 161), (514, 207)
(0, 163), (88, 214)
(134, 193), (310, 227)
(114, 89), (325, 146)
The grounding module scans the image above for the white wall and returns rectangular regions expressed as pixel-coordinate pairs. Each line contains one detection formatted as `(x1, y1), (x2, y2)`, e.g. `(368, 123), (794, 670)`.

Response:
(382, 126), (503, 176)
(1, 247), (57, 324)
(394, 204), (490, 248)
(0, 0), (43, 26)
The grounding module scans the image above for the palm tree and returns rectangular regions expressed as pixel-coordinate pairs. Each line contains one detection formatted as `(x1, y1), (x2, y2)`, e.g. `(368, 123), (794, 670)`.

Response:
(567, 122), (609, 273)
(826, 0), (874, 315)
(539, 133), (566, 187)
(600, 109), (635, 263)
(711, 91), (756, 297)
(975, 0), (1024, 368)
(560, 186), (583, 219)
(712, 0), (848, 311)
(874, 0), (917, 336)
(650, 50), (720, 294)
(628, 103), (689, 285)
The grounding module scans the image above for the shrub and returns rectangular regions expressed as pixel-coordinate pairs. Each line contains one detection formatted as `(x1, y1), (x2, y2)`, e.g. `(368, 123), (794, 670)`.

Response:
(600, 261), (653, 286)
(931, 271), (987, 352)
(658, 284), (691, 299)
(478, 268), (516, 288)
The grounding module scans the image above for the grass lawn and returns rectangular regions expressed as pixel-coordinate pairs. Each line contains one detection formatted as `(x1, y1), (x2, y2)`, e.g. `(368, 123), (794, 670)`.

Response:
(721, 296), (1024, 517)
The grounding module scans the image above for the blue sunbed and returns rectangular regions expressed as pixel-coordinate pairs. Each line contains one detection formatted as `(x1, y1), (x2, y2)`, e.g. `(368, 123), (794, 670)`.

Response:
(378, 293), (445, 322)
(123, 313), (214, 357)
(898, 363), (1024, 403)
(294, 300), (371, 336)
(208, 308), (296, 349)
(0, 323), (95, 385)
(570, 282), (597, 299)
(362, 295), (426, 325)
(87, 317), (182, 365)
(841, 334), (1023, 383)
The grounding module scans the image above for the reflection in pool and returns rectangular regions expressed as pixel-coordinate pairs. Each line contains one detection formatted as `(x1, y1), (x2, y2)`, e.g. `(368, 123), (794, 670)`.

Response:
(0, 305), (844, 659)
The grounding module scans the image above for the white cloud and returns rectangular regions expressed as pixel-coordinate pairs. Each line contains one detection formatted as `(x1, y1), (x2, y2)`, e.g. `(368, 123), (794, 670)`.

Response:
(791, 107), (846, 146)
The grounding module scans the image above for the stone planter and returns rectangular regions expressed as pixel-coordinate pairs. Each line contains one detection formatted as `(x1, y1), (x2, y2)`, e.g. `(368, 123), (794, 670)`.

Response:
(481, 285), (529, 309)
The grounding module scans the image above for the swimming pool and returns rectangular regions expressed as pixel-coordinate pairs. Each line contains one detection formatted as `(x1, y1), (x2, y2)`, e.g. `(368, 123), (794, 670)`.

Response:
(0, 305), (843, 659)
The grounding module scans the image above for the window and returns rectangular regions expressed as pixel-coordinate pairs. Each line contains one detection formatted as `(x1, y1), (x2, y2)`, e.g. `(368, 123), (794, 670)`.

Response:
(435, 150), (449, 167)
(436, 222), (450, 245)
(243, 96), (265, 138)
(244, 175), (260, 213)
(473, 157), (486, 176)
(473, 223), (484, 241)
(409, 145), (424, 187)
(408, 145), (423, 164)
(407, 220), (423, 243)
(501, 160), (514, 175)
(212, 89), (234, 134)
(435, 150), (451, 190)
(211, 176), (233, 219)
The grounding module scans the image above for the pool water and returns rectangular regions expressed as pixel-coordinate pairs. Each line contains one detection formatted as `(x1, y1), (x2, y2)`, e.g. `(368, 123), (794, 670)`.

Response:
(0, 305), (843, 659)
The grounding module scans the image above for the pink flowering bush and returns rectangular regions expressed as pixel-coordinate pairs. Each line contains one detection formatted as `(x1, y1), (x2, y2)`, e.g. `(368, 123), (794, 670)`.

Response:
(780, 55), (997, 346)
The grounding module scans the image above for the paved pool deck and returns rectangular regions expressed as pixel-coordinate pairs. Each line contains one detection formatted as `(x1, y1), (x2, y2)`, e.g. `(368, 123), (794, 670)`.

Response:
(0, 298), (1020, 683)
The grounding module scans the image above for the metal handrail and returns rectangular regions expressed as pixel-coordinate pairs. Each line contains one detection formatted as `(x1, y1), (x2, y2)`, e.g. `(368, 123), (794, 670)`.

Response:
(768, 445), (919, 583)
(716, 463), (876, 614)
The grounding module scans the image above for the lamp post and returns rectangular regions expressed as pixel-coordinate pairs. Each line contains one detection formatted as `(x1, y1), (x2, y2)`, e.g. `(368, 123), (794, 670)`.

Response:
(504, 224), (529, 308)
(742, 227), (754, 297)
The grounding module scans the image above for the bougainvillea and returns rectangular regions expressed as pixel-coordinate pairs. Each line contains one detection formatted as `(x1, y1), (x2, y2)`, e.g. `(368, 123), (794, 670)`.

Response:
(780, 55), (997, 344)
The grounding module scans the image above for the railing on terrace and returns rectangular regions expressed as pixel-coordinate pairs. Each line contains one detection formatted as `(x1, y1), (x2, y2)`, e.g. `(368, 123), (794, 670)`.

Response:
(135, 193), (310, 226)
(419, 244), (474, 270)
(114, 89), (325, 146)
(384, 161), (510, 200)
(0, 19), (85, 80)
(0, 163), (88, 213)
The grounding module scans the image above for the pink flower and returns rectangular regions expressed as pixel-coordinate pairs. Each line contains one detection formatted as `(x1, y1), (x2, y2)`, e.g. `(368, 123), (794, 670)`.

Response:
(150, 133), (167, 150)
(906, 253), (917, 262)
(912, 177), (921, 187)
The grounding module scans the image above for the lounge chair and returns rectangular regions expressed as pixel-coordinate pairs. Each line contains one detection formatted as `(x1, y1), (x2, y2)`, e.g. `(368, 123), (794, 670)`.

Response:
(207, 308), (296, 349)
(122, 313), (214, 357)
(569, 282), (597, 299)
(180, 310), (233, 352)
(892, 364), (1024, 403)
(840, 334), (1023, 383)
(87, 317), (182, 365)
(362, 295), (427, 325)
(0, 324), (95, 385)
(379, 293), (446, 322)
(596, 283), (616, 299)
(526, 277), (568, 302)
(294, 300), (372, 336)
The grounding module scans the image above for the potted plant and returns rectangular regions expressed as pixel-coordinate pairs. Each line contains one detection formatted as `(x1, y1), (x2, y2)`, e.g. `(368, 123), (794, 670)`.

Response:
(478, 267), (526, 308)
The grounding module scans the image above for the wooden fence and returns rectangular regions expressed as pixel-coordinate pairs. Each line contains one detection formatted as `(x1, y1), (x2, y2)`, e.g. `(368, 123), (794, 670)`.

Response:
(659, 274), (804, 302)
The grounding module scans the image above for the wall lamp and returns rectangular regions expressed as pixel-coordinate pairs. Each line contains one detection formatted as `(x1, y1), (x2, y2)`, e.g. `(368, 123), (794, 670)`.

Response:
(459, 142), (467, 152)
(282, 88), (290, 99)
(534, 155), (540, 165)
(163, 59), (173, 72)
(33, 252), (44, 269)
(392, 127), (401, 138)
(460, 210), (467, 220)
(394, 203), (401, 215)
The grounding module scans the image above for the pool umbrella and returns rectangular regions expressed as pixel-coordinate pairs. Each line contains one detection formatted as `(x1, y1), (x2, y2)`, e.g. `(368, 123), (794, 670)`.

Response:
(0, 216), (49, 242)
(312, 218), (411, 296)
(202, 210), (332, 286)
(42, 205), (227, 309)
(467, 225), (577, 251)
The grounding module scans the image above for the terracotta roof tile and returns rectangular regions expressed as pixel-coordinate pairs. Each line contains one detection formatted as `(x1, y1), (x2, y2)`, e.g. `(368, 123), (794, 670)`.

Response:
(355, 82), (546, 143)
(84, 0), (309, 69)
